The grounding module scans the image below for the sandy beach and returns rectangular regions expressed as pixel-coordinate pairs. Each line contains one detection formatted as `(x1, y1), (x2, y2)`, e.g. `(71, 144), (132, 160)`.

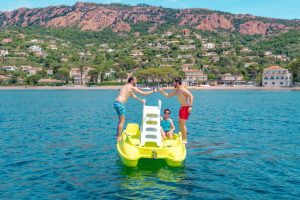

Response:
(0, 85), (299, 90)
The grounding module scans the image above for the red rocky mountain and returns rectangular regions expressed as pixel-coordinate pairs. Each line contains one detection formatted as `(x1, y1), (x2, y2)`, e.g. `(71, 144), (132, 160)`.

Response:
(0, 2), (299, 35)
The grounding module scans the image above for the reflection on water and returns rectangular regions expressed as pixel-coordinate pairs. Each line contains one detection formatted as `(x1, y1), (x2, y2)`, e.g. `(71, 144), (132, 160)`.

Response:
(117, 159), (186, 199)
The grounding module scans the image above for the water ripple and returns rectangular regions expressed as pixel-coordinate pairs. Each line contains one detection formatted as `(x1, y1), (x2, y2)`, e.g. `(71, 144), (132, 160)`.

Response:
(0, 90), (300, 199)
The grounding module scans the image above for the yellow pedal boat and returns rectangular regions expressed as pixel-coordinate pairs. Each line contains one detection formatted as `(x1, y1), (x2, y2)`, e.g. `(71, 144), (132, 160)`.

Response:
(117, 123), (186, 167)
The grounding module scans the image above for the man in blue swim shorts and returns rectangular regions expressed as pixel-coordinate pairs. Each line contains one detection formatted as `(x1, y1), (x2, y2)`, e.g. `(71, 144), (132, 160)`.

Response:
(114, 77), (156, 141)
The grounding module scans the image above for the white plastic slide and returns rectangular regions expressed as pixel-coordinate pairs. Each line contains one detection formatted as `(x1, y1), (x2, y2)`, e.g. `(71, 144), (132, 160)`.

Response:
(140, 100), (162, 147)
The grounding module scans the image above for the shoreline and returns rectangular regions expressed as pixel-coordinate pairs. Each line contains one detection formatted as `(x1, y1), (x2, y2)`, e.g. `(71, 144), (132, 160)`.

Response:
(0, 85), (299, 90)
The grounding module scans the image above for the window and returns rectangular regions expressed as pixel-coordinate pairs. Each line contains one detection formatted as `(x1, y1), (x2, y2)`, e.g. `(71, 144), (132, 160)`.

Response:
(280, 82), (283, 85)
(272, 82), (275, 85)
(264, 82), (268, 85)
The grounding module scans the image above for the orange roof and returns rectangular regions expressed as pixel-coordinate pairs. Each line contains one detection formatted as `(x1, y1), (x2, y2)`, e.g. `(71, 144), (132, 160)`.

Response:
(265, 66), (284, 70)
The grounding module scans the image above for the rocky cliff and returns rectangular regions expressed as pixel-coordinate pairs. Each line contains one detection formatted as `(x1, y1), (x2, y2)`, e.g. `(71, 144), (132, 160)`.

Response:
(0, 2), (299, 35)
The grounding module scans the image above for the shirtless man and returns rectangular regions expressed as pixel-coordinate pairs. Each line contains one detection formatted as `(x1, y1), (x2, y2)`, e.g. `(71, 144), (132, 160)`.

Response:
(158, 79), (194, 143)
(114, 77), (156, 141)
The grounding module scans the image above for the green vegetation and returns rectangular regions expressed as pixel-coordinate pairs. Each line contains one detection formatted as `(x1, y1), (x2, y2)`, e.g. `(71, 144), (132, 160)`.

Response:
(257, 30), (300, 57)
(0, 26), (300, 86)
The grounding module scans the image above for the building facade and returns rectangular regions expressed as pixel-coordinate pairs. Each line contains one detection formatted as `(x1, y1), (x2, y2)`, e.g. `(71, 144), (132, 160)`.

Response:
(219, 73), (243, 85)
(262, 66), (292, 87)
(69, 67), (95, 85)
(183, 69), (208, 86)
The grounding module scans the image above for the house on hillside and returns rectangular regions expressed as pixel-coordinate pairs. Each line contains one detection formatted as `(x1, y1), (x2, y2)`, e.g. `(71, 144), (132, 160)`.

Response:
(156, 43), (170, 50)
(130, 50), (143, 58)
(264, 51), (273, 57)
(221, 42), (231, 48)
(2, 66), (16, 71)
(274, 54), (290, 62)
(20, 66), (32, 72)
(0, 50), (9, 56)
(262, 66), (292, 87)
(219, 73), (243, 85)
(203, 43), (216, 50)
(162, 31), (173, 37)
(0, 75), (10, 83)
(28, 67), (42, 75)
(240, 47), (252, 53)
(178, 54), (193, 59)
(179, 45), (196, 51)
(183, 69), (208, 86)
(28, 45), (43, 53)
(47, 70), (54, 76)
(162, 57), (174, 62)
(70, 67), (95, 85)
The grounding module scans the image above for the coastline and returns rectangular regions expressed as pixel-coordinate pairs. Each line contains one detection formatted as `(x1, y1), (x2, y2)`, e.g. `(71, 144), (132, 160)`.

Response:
(0, 85), (299, 90)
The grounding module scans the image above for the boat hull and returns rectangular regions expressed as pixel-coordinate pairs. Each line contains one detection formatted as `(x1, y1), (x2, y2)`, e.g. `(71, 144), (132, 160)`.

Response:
(117, 123), (186, 167)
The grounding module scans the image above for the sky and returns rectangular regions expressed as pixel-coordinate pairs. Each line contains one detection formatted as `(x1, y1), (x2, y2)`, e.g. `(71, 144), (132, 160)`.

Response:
(0, 0), (299, 20)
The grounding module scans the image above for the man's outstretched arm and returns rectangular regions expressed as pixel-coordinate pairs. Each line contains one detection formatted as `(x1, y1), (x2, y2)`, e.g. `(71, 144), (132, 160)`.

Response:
(158, 88), (176, 98)
(130, 92), (145, 104)
(132, 87), (156, 96)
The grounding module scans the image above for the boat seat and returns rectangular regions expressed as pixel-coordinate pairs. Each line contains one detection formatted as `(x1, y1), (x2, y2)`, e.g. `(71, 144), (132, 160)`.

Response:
(140, 100), (162, 147)
(125, 123), (139, 136)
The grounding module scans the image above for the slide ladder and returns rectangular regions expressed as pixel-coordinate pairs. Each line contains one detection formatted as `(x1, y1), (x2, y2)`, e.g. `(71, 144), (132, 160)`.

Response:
(140, 100), (162, 147)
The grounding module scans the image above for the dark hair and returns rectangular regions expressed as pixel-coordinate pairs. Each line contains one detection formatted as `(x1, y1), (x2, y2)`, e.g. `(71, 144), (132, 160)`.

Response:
(164, 109), (171, 114)
(174, 78), (182, 85)
(128, 77), (134, 83)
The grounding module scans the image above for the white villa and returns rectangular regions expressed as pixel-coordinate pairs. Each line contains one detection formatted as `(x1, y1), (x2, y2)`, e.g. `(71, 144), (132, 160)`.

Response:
(262, 66), (292, 87)
(221, 42), (231, 48)
(219, 73), (243, 85)
(28, 67), (42, 75)
(203, 43), (216, 50)
(183, 69), (208, 86)
(179, 45), (196, 50)
(0, 50), (9, 56)
(28, 45), (43, 53)
(2, 66), (16, 71)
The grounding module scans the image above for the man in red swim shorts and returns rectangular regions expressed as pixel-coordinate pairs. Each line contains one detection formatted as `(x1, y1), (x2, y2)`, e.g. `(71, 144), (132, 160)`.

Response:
(159, 79), (194, 144)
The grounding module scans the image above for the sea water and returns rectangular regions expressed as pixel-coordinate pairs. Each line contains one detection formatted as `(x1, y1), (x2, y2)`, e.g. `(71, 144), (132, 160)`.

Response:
(0, 90), (299, 199)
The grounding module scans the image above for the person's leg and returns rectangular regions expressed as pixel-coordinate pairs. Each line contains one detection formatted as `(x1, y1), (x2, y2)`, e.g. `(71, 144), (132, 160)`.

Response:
(114, 101), (126, 142)
(160, 128), (167, 140)
(182, 120), (187, 143)
(179, 118), (187, 143)
(117, 116), (125, 141)
(167, 131), (173, 140)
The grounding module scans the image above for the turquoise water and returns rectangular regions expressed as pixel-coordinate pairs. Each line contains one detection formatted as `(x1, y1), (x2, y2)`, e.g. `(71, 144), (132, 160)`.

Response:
(0, 90), (300, 199)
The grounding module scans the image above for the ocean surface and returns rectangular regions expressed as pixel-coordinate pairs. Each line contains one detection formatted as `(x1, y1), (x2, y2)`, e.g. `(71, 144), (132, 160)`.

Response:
(0, 90), (300, 199)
